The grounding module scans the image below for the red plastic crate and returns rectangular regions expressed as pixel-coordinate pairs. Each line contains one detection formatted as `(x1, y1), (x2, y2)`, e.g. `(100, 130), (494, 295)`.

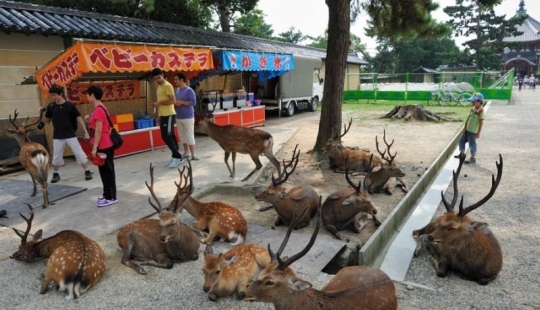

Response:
(117, 122), (135, 132)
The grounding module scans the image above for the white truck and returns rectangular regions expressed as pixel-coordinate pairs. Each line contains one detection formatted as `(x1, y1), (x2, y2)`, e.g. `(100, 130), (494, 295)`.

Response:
(259, 55), (324, 117)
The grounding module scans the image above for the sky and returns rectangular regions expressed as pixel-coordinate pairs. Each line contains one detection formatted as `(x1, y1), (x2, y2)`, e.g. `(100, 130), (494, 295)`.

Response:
(256, 0), (540, 55)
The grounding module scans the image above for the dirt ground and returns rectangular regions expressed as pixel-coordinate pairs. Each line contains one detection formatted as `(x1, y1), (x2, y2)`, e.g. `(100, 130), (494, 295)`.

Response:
(203, 107), (463, 248)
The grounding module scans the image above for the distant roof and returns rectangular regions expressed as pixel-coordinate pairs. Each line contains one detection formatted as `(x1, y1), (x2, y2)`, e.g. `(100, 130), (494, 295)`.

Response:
(503, 0), (540, 43)
(412, 66), (440, 74)
(0, 0), (368, 65)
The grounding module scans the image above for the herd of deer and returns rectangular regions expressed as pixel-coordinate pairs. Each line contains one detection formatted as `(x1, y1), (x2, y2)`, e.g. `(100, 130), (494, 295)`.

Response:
(6, 112), (504, 308)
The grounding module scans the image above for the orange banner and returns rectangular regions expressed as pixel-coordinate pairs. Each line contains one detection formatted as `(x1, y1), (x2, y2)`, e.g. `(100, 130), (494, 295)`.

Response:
(67, 80), (140, 104)
(35, 42), (214, 93)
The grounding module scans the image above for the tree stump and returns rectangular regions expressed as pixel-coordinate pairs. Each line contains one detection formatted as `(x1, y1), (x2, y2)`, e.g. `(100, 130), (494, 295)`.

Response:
(382, 104), (452, 122)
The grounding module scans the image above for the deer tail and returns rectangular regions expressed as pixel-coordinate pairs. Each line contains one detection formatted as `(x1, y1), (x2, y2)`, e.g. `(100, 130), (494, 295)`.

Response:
(30, 150), (49, 183)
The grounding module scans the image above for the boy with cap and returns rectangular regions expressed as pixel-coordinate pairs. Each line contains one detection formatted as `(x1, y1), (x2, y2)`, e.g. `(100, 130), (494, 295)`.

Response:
(454, 93), (485, 164)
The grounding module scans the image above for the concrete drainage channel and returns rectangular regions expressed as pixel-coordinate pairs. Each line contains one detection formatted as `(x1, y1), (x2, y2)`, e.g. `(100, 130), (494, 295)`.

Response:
(190, 126), (463, 274)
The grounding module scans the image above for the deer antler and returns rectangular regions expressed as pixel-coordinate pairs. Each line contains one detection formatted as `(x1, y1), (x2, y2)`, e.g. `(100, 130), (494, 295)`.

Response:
(376, 129), (397, 164)
(145, 163), (163, 213)
(458, 154), (503, 218)
(172, 160), (193, 213)
(13, 204), (35, 243)
(339, 118), (352, 140)
(8, 110), (20, 130)
(269, 196), (323, 271)
(345, 156), (363, 194)
(271, 144), (299, 186)
(441, 155), (466, 212)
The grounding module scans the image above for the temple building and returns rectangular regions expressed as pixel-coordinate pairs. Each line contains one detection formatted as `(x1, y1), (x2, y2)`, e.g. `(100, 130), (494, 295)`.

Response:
(502, 0), (540, 77)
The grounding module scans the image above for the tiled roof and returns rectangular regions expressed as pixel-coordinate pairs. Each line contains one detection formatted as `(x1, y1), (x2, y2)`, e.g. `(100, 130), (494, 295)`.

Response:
(0, 0), (367, 65)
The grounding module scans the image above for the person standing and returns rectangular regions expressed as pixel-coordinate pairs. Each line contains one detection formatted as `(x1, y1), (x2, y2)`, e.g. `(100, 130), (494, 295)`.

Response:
(41, 84), (92, 183)
(151, 68), (184, 168)
(518, 77), (523, 91)
(173, 73), (199, 160)
(454, 93), (485, 164)
(86, 85), (118, 207)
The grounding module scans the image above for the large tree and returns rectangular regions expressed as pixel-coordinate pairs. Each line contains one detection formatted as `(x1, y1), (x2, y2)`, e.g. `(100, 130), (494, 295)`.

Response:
(275, 27), (308, 44)
(313, 0), (451, 154)
(200, 0), (258, 33)
(444, 0), (527, 70)
(233, 9), (273, 39)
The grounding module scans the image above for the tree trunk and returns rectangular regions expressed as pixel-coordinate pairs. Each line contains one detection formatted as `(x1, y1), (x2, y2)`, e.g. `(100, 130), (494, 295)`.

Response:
(382, 104), (452, 122)
(312, 0), (350, 155)
(218, 0), (230, 32)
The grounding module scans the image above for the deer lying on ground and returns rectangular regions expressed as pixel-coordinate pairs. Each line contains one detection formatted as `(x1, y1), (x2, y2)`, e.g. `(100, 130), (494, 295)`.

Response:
(255, 145), (319, 229)
(169, 160), (248, 245)
(322, 156), (381, 240)
(196, 118), (280, 181)
(117, 163), (200, 274)
(244, 198), (398, 310)
(10, 204), (105, 300)
(412, 154), (503, 285)
(365, 130), (408, 195)
(7, 109), (50, 208)
(322, 119), (381, 173)
(202, 244), (271, 301)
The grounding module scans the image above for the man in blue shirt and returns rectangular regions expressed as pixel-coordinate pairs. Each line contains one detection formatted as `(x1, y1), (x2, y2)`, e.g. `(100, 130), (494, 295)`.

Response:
(173, 73), (199, 160)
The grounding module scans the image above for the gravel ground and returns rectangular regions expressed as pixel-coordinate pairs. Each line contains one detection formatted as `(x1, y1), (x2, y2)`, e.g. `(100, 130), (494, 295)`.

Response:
(1, 88), (538, 309)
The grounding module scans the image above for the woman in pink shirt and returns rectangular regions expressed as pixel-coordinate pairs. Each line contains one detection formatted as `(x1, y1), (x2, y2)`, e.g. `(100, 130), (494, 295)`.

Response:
(87, 85), (117, 207)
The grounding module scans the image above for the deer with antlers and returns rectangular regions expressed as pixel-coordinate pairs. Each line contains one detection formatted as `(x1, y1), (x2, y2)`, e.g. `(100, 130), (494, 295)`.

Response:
(116, 163), (200, 274)
(365, 130), (408, 195)
(322, 119), (381, 173)
(322, 155), (381, 240)
(10, 204), (105, 299)
(202, 244), (271, 301)
(167, 160), (248, 245)
(255, 145), (319, 229)
(412, 154), (503, 285)
(7, 109), (50, 207)
(244, 198), (398, 310)
(196, 118), (280, 181)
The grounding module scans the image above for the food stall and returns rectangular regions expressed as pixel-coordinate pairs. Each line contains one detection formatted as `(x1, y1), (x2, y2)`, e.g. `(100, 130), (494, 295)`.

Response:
(195, 50), (295, 128)
(34, 40), (213, 158)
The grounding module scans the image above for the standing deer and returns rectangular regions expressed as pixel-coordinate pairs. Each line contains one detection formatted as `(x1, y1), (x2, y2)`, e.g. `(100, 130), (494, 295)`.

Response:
(170, 160), (248, 245)
(322, 119), (381, 173)
(322, 156), (381, 240)
(196, 118), (280, 181)
(365, 130), (408, 195)
(255, 145), (319, 229)
(202, 244), (271, 301)
(7, 110), (50, 208)
(117, 163), (200, 274)
(412, 154), (503, 285)
(10, 204), (105, 300)
(244, 198), (397, 310)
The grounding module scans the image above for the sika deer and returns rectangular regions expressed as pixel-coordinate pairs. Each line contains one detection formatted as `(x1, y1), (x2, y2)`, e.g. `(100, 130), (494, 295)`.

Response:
(7, 109), (50, 208)
(321, 119), (381, 173)
(169, 160), (248, 245)
(412, 154), (503, 285)
(117, 163), (200, 274)
(202, 244), (271, 301)
(322, 155), (381, 240)
(255, 145), (319, 229)
(244, 198), (397, 310)
(10, 204), (105, 300)
(196, 118), (280, 181)
(365, 130), (408, 195)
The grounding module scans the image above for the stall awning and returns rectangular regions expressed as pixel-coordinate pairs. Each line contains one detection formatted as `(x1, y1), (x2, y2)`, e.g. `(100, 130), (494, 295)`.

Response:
(213, 50), (294, 82)
(35, 41), (214, 93)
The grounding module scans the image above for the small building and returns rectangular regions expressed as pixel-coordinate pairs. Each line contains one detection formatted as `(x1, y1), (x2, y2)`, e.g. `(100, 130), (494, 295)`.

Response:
(411, 66), (440, 83)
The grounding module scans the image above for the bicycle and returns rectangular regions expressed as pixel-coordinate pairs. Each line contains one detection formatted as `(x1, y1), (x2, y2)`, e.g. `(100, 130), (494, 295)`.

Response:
(429, 90), (472, 106)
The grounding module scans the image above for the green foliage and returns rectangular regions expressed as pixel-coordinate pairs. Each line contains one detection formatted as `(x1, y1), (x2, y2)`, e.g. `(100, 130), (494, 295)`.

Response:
(307, 30), (365, 53)
(444, 0), (527, 70)
(233, 9), (273, 39)
(275, 27), (308, 44)
(200, 0), (258, 32)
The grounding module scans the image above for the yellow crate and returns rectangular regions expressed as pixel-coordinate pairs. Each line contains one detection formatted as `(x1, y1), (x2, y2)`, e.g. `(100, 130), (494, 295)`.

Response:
(115, 113), (134, 123)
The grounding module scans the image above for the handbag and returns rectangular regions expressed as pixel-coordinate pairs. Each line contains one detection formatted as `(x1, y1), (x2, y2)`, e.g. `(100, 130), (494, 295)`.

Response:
(97, 106), (124, 150)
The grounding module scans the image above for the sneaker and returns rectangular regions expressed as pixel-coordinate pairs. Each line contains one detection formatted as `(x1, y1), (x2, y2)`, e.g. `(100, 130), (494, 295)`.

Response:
(168, 157), (184, 168)
(191, 155), (200, 161)
(465, 158), (476, 164)
(165, 158), (174, 167)
(97, 196), (106, 203)
(97, 198), (118, 208)
(184, 154), (191, 160)
(51, 173), (60, 183)
(85, 170), (93, 181)
(0, 209), (6, 218)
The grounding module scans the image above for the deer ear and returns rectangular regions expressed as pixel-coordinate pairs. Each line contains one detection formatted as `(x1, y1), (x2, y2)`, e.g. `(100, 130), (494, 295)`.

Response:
(469, 221), (488, 231)
(222, 255), (239, 267)
(204, 245), (214, 255)
(7, 129), (17, 134)
(371, 166), (382, 172)
(33, 229), (43, 241)
(342, 196), (354, 206)
(287, 277), (312, 291)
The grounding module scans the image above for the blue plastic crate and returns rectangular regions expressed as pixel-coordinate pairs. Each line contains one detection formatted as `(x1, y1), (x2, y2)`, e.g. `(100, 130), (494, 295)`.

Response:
(134, 119), (155, 129)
